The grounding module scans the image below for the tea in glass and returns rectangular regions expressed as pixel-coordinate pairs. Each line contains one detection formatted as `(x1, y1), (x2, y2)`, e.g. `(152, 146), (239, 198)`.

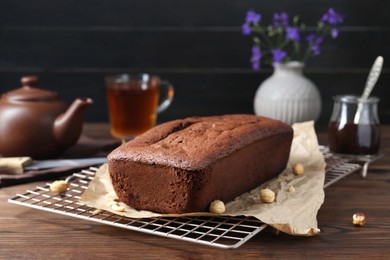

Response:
(105, 74), (174, 139)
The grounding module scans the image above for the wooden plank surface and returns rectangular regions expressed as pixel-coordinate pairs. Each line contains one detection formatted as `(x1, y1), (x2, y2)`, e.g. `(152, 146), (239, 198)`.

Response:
(0, 124), (389, 259)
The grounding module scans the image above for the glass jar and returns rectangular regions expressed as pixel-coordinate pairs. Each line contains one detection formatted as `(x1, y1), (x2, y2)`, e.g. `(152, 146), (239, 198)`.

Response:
(328, 95), (381, 155)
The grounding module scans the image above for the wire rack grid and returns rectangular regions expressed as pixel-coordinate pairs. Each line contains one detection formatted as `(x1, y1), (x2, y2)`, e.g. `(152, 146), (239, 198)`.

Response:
(8, 149), (362, 249)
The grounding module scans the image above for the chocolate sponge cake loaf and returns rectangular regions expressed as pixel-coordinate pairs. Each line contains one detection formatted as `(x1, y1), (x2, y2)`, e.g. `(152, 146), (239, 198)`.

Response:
(108, 114), (293, 214)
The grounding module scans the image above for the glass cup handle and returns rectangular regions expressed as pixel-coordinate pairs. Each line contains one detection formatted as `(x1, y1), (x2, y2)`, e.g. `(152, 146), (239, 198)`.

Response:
(157, 80), (174, 114)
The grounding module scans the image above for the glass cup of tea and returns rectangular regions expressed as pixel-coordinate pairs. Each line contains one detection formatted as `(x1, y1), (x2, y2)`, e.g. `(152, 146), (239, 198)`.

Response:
(105, 73), (174, 140)
(328, 95), (381, 156)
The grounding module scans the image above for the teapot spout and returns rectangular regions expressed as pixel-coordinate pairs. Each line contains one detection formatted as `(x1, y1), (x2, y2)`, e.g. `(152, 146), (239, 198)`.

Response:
(53, 97), (93, 149)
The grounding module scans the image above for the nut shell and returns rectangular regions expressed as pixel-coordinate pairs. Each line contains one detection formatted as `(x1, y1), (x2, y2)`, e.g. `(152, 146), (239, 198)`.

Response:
(293, 163), (305, 176)
(50, 180), (69, 193)
(209, 200), (225, 214)
(260, 188), (275, 203)
(352, 212), (366, 226)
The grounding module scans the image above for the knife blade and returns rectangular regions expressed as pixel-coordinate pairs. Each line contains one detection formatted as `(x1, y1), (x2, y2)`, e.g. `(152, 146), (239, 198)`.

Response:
(24, 157), (107, 171)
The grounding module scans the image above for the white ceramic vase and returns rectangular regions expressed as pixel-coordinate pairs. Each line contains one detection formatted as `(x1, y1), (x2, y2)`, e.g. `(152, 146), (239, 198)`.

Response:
(253, 61), (321, 124)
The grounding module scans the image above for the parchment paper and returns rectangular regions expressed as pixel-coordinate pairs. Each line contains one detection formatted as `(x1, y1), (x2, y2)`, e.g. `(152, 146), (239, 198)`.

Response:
(80, 121), (326, 236)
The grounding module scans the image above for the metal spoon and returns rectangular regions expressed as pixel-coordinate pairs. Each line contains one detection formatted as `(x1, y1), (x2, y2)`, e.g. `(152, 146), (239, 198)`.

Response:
(353, 56), (384, 124)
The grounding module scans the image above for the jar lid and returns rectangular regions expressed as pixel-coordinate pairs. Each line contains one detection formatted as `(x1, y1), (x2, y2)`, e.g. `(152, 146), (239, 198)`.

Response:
(3, 76), (59, 102)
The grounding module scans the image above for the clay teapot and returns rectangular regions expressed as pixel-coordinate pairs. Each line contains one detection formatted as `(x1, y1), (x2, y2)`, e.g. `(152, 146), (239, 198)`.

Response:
(0, 76), (93, 159)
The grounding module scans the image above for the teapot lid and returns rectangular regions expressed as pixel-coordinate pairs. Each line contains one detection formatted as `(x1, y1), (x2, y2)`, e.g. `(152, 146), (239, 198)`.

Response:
(3, 76), (59, 102)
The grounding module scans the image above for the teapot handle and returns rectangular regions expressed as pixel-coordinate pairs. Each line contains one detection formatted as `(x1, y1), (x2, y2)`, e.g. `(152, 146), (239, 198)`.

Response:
(21, 76), (39, 87)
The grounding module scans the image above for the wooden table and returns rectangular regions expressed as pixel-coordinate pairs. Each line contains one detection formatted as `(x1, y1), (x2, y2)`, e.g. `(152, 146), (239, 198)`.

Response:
(1, 124), (389, 259)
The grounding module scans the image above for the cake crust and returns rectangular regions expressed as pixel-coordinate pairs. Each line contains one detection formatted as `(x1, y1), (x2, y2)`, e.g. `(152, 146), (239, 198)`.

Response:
(108, 114), (293, 214)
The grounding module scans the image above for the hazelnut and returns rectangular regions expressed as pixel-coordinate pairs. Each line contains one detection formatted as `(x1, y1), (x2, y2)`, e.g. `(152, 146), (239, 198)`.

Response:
(288, 185), (296, 193)
(352, 212), (366, 226)
(209, 200), (225, 214)
(260, 188), (275, 203)
(111, 204), (125, 212)
(293, 163), (305, 176)
(93, 209), (103, 215)
(49, 180), (69, 193)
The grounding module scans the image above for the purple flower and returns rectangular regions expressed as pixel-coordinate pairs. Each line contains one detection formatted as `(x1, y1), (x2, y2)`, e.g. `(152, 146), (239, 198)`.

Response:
(321, 7), (344, 25)
(273, 12), (289, 27)
(242, 23), (251, 35)
(286, 27), (300, 42)
(246, 10), (261, 23)
(272, 49), (287, 64)
(241, 7), (344, 70)
(331, 27), (339, 38)
(306, 34), (324, 55)
(251, 46), (262, 71)
(252, 61), (260, 71)
(311, 44), (321, 55)
(305, 33), (315, 43)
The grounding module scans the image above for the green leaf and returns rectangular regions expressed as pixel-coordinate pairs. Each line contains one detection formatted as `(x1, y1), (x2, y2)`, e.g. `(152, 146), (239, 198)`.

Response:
(293, 15), (300, 24)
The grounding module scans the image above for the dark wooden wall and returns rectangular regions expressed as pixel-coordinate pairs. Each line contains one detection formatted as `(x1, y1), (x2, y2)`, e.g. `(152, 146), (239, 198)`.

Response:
(0, 0), (389, 125)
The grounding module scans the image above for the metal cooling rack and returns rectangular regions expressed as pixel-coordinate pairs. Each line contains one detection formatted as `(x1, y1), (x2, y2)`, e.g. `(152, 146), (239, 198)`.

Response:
(322, 147), (383, 178)
(8, 149), (362, 249)
(319, 146), (362, 188)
